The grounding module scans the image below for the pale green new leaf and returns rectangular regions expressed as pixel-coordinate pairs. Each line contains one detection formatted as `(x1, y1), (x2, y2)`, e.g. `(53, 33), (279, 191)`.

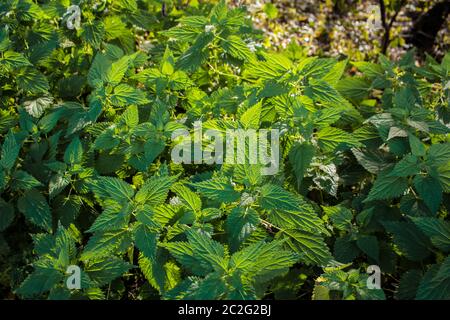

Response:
(110, 84), (148, 107)
(222, 35), (253, 61)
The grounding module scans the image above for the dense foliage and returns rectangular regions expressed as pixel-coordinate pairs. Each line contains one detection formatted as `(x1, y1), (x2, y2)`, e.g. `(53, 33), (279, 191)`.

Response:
(0, 0), (449, 300)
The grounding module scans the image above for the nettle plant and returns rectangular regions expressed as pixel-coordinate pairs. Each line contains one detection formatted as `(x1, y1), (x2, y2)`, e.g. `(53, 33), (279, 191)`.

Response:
(0, 0), (449, 300)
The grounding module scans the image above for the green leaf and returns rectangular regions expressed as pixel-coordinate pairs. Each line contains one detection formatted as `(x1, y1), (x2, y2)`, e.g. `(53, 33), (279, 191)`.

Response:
(110, 84), (149, 107)
(135, 224), (158, 259)
(186, 229), (227, 272)
(259, 184), (300, 211)
(48, 173), (71, 199)
(289, 142), (315, 188)
(177, 33), (213, 72)
(437, 164), (450, 193)
(106, 55), (130, 85)
(87, 53), (110, 87)
(263, 3), (278, 19)
(85, 256), (133, 286)
(0, 198), (14, 231)
(243, 52), (291, 80)
(325, 60), (352, 83)
(0, 29), (11, 52)
(192, 177), (240, 204)
(356, 235), (379, 262)
(81, 229), (131, 261)
(240, 102), (261, 129)
(144, 138), (165, 166)
(226, 207), (259, 252)
(178, 16), (209, 29)
(91, 177), (135, 203)
(169, 71), (194, 90)
(81, 22), (105, 49)
(416, 257), (450, 300)
(282, 229), (332, 266)
(1, 51), (31, 69)
(317, 127), (360, 152)
(16, 68), (50, 93)
(334, 236), (360, 263)
(322, 205), (352, 231)
(121, 105), (139, 127)
(426, 143), (450, 166)
(408, 133), (426, 157)
(269, 205), (328, 235)
(230, 240), (297, 280)
(11, 170), (43, 191)
(93, 128), (118, 151)
(336, 77), (370, 101)
(16, 267), (63, 298)
(412, 217), (450, 252)
(163, 241), (210, 276)
(64, 136), (83, 165)
(171, 183), (202, 214)
(135, 175), (176, 206)
(222, 35), (253, 61)
(396, 270), (422, 300)
(390, 154), (420, 177)
(383, 221), (431, 261)
(305, 78), (353, 109)
(365, 175), (408, 202)
(0, 130), (20, 171)
(161, 46), (175, 76)
(87, 206), (130, 233)
(23, 97), (53, 118)
(139, 252), (181, 294)
(17, 189), (52, 231)
(352, 148), (392, 174)
(162, 26), (200, 42)
(413, 175), (442, 214)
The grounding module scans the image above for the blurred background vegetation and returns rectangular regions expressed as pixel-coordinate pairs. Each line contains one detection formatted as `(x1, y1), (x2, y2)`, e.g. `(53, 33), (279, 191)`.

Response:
(231, 0), (449, 61)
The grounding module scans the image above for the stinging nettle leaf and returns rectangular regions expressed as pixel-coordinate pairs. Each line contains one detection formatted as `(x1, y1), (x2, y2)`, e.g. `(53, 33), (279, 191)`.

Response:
(413, 175), (442, 214)
(134, 224), (158, 260)
(226, 207), (259, 252)
(192, 177), (240, 204)
(289, 142), (315, 188)
(64, 136), (83, 165)
(17, 189), (52, 232)
(412, 217), (450, 252)
(0, 130), (20, 171)
(282, 229), (333, 266)
(222, 35), (254, 61)
(135, 175), (176, 206)
(91, 177), (135, 203)
(259, 184), (300, 212)
(365, 175), (408, 202)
